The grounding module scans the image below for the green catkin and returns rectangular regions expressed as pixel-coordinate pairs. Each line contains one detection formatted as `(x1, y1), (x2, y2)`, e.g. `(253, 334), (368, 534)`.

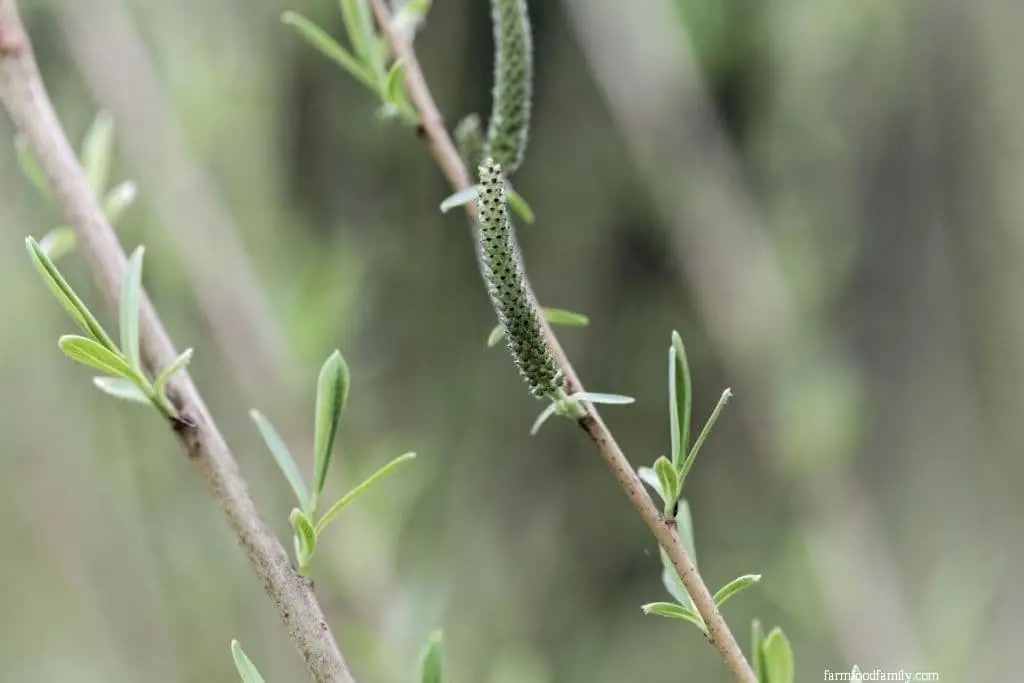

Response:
(485, 0), (533, 175)
(476, 159), (560, 398)
(455, 114), (485, 172)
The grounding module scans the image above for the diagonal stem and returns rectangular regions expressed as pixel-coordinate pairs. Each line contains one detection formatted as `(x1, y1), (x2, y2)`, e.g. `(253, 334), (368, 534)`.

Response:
(0, 2), (354, 681)
(369, 2), (757, 682)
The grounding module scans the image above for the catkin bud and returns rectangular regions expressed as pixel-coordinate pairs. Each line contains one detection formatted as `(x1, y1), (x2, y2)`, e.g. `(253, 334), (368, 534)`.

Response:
(484, 0), (533, 175)
(455, 114), (485, 172)
(476, 159), (560, 398)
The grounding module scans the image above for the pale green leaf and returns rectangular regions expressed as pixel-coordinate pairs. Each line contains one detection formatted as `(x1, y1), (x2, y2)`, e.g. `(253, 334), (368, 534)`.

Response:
(80, 111), (115, 193)
(312, 350), (350, 509)
(542, 307), (589, 327)
(230, 640), (266, 683)
(679, 388), (732, 486)
(440, 186), (479, 213)
(713, 574), (761, 607)
(316, 452), (416, 533)
(569, 391), (635, 405)
(103, 180), (138, 224)
(529, 401), (559, 435)
(119, 246), (144, 372)
(752, 619), (767, 682)
(653, 455), (679, 505)
(506, 186), (535, 223)
(92, 377), (151, 405)
(26, 237), (117, 350)
(418, 629), (443, 683)
(39, 228), (76, 261)
(670, 331), (693, 469)
(762, 628), (795, 683)
(59, 335), (134, 378)
(638, 466), (664, 501)
(282, 12), (376, 90)
(153, 348), (194, 395)
(290, 508), (317, 572)
(640, 602), (706, 631)
(250, 409), (310, 510)
(486, 323), (505, 348)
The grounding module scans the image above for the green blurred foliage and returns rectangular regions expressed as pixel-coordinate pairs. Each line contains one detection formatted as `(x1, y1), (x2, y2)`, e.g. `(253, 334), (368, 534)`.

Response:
(0, 0), (1018, 682)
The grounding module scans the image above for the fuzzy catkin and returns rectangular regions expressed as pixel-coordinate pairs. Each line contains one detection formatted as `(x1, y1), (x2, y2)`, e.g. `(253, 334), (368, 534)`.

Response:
(455, 114), (485, 172)
(476, 159), (560, 398)
(485, 0), (532, 175)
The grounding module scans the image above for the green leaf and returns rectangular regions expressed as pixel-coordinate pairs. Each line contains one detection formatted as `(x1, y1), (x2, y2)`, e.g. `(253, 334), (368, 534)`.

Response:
(26, 237), (118, 350)
(15, 135), (50, 198)
(418, 629), (444, 683)
(486, 323), (506, 348)
(440, 186), (479, 213)
(640, 602), (706, 631)
(676, 499), (698, 566)
(506, 186), (535, 223)
(282, 12), (376, 91)
(659, 547), (691, 609)
(751, 619), (767, 683)
(569, 391), (635, 405)
(92, 376), (151, 405)
(152, 348), (194, 396)
(670, 331), (693, 470)
(762, 628), (795, 683)
(529, 401), (559, 436)
(290, 508), (317, 573)
(120, 246), (144, 372)
(542, 307), (589, 327)
(653, 456), (679, 505)
(713, 574), (762, 607)
(59, 335), (134, 378)
(638, 466), (664, 501)
(384, 59), (407, 106)
(80, 111), (115, 194)
(230, 640), (266, 683)
(315, 452), (416, 533)
(311, 350), (350, 510)
(250, 409), (310, 511)
(679, 388), (732, 487)
(103, 180), (138, 224)
(339, 0), (381, 80)
(39, 228), (76, 261)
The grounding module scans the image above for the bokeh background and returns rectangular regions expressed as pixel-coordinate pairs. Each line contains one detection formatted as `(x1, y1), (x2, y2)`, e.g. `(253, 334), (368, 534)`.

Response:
(0, 0), (1019, 681)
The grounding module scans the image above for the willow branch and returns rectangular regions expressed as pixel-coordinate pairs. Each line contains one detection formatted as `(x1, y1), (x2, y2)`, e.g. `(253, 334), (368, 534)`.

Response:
(370, 2), (756, 681)
(0, 3), (353, 681)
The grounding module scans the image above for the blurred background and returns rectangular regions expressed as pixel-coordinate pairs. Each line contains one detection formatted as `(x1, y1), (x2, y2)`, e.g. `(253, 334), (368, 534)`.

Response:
(0, 0), (1018, 680)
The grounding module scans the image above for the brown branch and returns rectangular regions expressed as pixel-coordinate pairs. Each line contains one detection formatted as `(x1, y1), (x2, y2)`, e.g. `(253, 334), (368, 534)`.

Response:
(0, 2), (354, 681)
(370, 2), (757, 682)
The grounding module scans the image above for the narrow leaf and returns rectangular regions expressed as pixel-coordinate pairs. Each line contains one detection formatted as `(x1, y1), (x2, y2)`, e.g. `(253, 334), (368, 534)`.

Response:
(486, 323), (505, 348)
(26, 237), (117, 350)
(529, 401), (559, 436)
(570, 391), (635, 405)
(542, 307), (589, 327)
(670, 331), (693, 469)
(15, 135), (50, 198)
(250, 409), (310, 510)
(103, 180), (138, 224)
(120, 246), (145, 372)
(638, 466), (665, 501)
(81, 111), (115, 193)
(59, 335), (134, 378)
(290, 508), (317, 572)
(679, 388), (732, 487)
(315, 452), (416, 533)
(440, 186), (479, 213)
(762, 628), (795, 683)
(312, 350), (350, 508)
(676, 499), (698, 566)
(713, 574), (762, 607)
(282, 12), (376, 90)
(653, 456), (679, 505)
(93, 377), (151, 405)
(230, 641), (266, 683)
(659, 547), (691, 609)
(339, 0), (382, 83)
(153, 348), (194, 395)
(506, 186), (535, 223)
(418, 629), (444, 683)
(39, 228), (76, 261)
(640, 602), (706, 631)
(751, 619), (767, 682)
(384, 60), (407, 106)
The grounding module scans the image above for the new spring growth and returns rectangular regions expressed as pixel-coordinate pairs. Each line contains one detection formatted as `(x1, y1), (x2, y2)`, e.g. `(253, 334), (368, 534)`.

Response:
(476, 159), (561, 399)
(455, 113), (484, 171)
(485, 0), (533, 175)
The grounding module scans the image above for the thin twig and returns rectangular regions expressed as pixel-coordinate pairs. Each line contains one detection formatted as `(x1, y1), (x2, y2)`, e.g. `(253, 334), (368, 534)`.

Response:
(369, 2), (757, 682)
(0, 3), (354, 681)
